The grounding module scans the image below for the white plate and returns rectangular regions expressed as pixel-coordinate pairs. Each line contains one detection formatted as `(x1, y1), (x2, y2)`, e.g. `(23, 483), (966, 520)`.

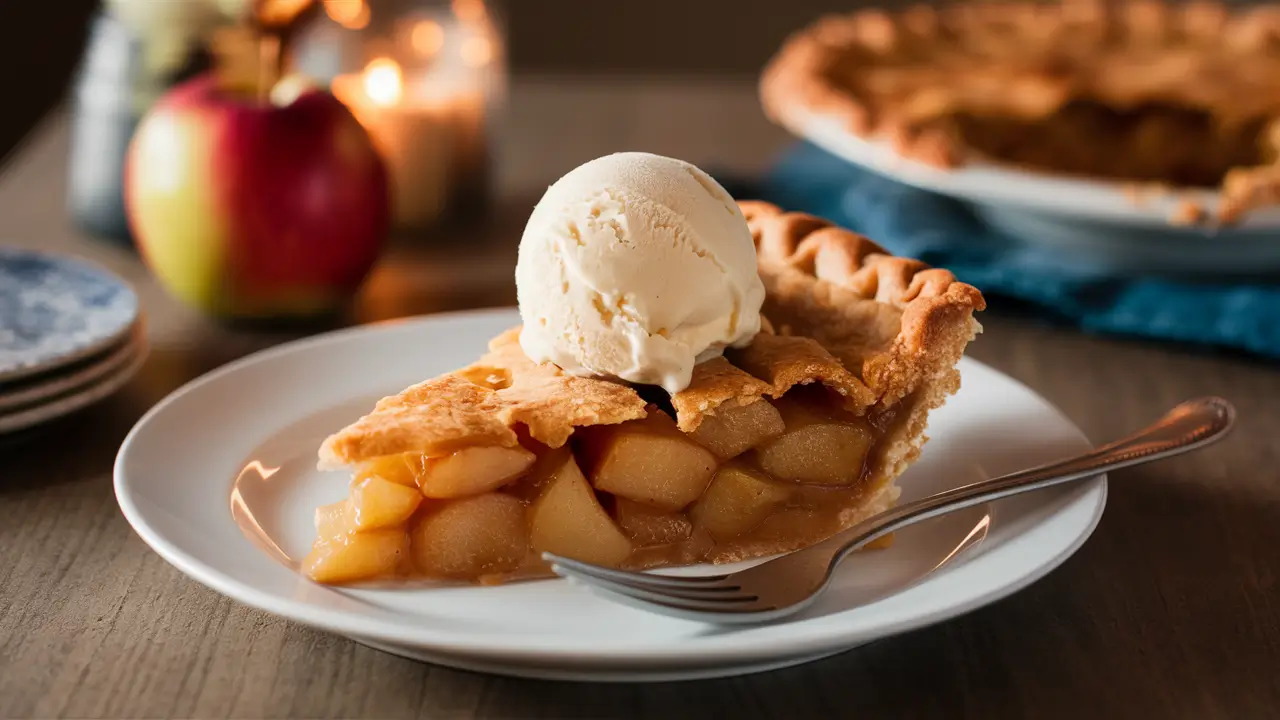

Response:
(114, 308), (1106, 682)
(0, 327), (148, 434)
(786, 109), (1280, 276)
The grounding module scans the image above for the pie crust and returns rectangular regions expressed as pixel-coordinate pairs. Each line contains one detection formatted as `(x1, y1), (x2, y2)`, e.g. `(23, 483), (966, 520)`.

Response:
(760, 0), (1280, 223)
(305, 202), (985, 585)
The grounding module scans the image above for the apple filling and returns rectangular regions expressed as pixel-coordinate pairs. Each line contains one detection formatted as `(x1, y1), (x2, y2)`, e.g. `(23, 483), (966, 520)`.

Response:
(302, 387), (905, 585)
(945, 101), (1274, 188)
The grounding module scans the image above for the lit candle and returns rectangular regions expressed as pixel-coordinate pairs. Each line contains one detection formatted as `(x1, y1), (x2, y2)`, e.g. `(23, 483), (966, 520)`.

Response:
(325, 1), (502, 232)
(332, 57), (460, 231)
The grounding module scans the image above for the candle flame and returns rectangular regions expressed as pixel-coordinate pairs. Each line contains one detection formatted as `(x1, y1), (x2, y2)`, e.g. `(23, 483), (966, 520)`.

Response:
(363, 58), (403, 106)
(324, 0), (369, 29)
(412, 20), (445, 57)
(460, 36), (493, 67)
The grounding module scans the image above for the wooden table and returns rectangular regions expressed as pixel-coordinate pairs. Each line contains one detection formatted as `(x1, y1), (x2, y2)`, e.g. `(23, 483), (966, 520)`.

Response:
(2, 78), (1278, 719)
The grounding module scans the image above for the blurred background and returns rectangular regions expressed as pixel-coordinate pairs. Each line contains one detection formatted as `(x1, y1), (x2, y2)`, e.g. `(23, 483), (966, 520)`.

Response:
(0, 0), (1275, 363)
(0, 0), (873, 164)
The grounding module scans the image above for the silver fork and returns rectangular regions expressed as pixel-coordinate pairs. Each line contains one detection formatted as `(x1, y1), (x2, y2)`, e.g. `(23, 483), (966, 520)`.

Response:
(544, 396), (1236, 624)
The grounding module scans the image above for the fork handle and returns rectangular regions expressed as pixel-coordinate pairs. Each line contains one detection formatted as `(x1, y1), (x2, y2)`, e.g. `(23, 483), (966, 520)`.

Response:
(823, 396), (1236, 569)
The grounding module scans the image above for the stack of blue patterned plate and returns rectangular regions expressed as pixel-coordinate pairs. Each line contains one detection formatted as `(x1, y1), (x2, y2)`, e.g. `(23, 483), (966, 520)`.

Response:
(0, 247), (147, 434)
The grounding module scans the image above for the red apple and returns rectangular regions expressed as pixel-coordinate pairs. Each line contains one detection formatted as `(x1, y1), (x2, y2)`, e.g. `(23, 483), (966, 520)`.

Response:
(125, 73), (390, 318)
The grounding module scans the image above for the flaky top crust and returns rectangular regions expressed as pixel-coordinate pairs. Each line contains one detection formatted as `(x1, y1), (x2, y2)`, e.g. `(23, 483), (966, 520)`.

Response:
(318, 202), (985, 469)
(741, 201), (984, 408)
(318, 329), (648, 467)
(759, 0), (1280, 220)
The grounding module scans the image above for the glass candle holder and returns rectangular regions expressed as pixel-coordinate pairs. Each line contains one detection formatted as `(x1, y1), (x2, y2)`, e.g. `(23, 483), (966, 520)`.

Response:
(292, 0), (505, 233)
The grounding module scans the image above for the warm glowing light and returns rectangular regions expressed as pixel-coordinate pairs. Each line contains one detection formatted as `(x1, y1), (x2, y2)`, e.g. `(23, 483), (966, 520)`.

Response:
(452, 0), (487, 23)
(324, 0), (370, 29)
(412, 20), (445, 56)
(258, 0), (313, 27)
(230, 461), (291, 566)
(362, 58), (404, 106)
(460, 36), (493, 67)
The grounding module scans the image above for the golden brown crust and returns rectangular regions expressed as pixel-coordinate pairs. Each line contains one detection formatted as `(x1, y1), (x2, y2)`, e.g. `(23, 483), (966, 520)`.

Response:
(741, 200), (984, 407)
(730, 332), (877, 409)
(672, 331), (882, 433)
(759, 0), (1280, 222)
(669, 356), (774, 431)
(320, 202), (984, 471)
(736, 203), (980, 499)
(318, 329), (648, 468)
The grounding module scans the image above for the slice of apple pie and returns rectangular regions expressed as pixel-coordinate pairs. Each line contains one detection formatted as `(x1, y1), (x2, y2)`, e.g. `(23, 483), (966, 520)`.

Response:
(303, 201), (985, 585)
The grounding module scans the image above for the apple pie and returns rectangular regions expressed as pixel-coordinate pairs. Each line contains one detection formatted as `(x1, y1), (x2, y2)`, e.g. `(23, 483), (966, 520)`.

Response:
(760, 0), (1280, 223)
(302, 202), (985, 585)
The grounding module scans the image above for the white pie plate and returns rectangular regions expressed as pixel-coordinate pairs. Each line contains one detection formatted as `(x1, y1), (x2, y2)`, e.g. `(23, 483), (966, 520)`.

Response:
(786, 108), (1280, 276)
(114, 307), (1107, 682)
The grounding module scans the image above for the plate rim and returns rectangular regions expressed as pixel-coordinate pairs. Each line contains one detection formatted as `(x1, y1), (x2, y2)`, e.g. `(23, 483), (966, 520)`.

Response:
(0, 324), (149, 434)
(0, 321), (143, 412)
(114, 307), (1107, 666)
(350, 634), (858, 682)
(784, 107), (1280, 231)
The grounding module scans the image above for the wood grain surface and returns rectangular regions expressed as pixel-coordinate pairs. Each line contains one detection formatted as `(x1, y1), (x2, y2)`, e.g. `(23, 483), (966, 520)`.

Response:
(1, 78), (1278, 720)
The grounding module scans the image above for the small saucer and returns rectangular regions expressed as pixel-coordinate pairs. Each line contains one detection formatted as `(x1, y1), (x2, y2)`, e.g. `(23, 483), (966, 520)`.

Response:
(0, 247), (139, 382)
(0, 326), (148, 434)
(0, 320), (142, 412)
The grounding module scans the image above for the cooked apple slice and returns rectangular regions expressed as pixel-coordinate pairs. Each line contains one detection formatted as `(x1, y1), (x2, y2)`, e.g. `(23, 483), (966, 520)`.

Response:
(410, 493), (529, 579)
(505, 445), (571, 502)
(628, 526), (716, 569)
(689, 399), (785, 459)
(749, 508), (832, 546)
(349, 475), (423, 530)
(689, 464), (793, 540)
(577, 411), (717, 511)
(529, 454), (632, 567)
(354, 453), (424, 487)
(314, 500), (355, 541)
(614, 498), (693, 546)
(302, 529), (409, 584)
(754, 395), (876, 485)
(418, 445), (536, 499)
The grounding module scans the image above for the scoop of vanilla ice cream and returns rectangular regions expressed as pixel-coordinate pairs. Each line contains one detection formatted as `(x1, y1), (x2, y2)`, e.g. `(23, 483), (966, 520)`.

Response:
(515, 152), (765, 394)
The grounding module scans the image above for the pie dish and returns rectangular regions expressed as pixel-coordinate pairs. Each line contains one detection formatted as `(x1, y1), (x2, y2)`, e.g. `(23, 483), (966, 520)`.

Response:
(301, 202), (985, 585)
(760, 0), (1280, 224)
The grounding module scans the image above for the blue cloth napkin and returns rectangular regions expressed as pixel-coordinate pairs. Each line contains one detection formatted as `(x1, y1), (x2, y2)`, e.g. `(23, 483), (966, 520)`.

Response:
(723, 143), (1280, 361)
